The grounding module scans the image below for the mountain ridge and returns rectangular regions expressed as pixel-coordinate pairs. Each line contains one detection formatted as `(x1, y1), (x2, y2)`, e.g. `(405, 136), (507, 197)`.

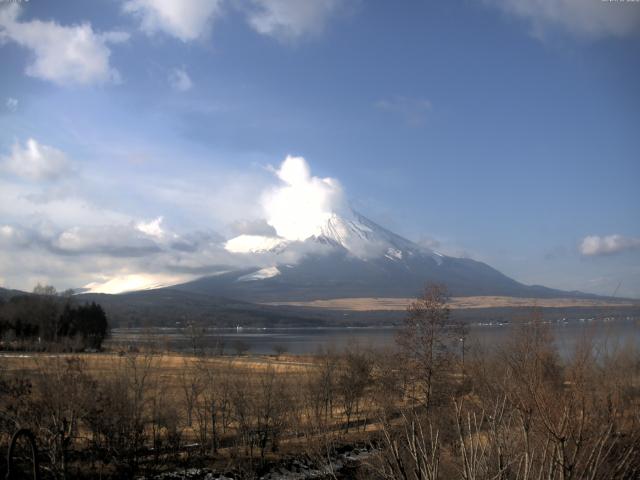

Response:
(2, 211), (624, 320)
(169, 210), (606, 303)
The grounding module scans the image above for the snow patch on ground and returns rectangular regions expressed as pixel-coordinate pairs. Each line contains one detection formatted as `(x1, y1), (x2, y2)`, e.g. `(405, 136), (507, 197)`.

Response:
(385, 247), (403, 260)
(432, 251), (444, 265)
(237, 267), (280, 282)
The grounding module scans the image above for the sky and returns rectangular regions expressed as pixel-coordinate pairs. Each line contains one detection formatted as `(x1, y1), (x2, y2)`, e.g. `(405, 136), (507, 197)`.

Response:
(0, 0), (639, 297)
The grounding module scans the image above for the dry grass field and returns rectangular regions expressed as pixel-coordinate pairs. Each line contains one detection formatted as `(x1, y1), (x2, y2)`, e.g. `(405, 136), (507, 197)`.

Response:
(0, 351), (314, 378)
(0, 347), (393, 478)
(266, 295), (639, 311)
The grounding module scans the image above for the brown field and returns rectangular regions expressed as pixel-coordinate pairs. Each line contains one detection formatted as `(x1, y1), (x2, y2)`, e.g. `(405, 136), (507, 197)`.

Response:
(265, 295), (639, 311)
(0, 348), (394, 478)
(2, 313), (639, 479)
(0, 351), (313, 376)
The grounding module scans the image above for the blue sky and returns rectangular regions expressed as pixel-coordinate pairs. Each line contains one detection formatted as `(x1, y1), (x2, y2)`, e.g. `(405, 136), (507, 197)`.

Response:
(0, 0), (639, 297)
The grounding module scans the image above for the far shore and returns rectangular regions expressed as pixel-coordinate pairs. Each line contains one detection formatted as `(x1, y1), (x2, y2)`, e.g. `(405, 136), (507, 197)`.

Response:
(265, 295), (640, 311)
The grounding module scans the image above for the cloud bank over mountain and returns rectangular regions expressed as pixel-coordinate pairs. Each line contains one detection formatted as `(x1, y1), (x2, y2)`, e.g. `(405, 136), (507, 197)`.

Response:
(262, 155), (346, 241)
(1, 139), (638, 298)
(0, 143), (374, 292)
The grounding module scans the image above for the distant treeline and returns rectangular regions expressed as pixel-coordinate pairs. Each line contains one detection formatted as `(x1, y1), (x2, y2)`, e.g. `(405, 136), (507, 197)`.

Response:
(0, 284), (109, 351)
(79, 289), (640, 329)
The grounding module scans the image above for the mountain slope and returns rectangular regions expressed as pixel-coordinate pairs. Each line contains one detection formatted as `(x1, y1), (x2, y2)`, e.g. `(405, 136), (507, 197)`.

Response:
(172, 250), (587, 302)
(169, 210), (595, 302)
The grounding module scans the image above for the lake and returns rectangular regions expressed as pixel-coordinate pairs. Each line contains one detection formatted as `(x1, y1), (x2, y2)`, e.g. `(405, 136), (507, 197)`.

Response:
(108, 318), (640, 359)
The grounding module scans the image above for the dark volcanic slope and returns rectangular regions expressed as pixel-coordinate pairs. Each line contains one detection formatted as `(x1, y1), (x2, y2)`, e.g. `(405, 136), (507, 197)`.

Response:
(170, 249), (596, 303)
(166, 210), (603, 303)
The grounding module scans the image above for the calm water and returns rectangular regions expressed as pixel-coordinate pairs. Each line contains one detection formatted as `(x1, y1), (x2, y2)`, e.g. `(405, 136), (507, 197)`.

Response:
(109, 319), (640, 358)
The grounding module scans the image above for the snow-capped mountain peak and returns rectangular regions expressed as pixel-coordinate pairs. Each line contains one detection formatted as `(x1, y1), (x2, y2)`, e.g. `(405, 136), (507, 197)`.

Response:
(311, 210), (440, 262)
(163, 208), (579, 302)
(224, 208), (441, 264)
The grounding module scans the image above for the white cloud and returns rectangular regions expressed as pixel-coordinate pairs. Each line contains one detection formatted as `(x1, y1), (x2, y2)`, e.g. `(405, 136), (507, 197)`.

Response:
(5, 97), (18, 112)
(579, 234), (640, 256)
(0, 215), (240, 291)
(53, 225), (161, 256)
(375, 96), (432, 126)
(83, 272), (189, 294)
(0, 180), (132, 231)
(0, 224), (33, 248)
(247, 0), (344, 40)
(225, 234), (286, 254)
(0, 5), (128, 86)
(0, 152), (359, 292)
(120, 0), (348, 43)
(0, 153), (261, 291)
(136, 216), (165, 238)
(484, 0), (640, 39)
(1, 138), (73, 181)
(122, 0), (224, 41)
(168, 68), (193, 92)
(262, 155), (346, 241)
(229, 218), (277, 237)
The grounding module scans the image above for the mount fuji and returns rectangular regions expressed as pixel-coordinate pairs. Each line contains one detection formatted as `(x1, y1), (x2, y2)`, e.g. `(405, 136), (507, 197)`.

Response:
(169, 209), (586, 303)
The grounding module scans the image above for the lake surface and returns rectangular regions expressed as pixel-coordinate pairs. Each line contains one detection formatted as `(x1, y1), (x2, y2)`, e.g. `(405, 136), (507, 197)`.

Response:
(109, 319), (640, 358)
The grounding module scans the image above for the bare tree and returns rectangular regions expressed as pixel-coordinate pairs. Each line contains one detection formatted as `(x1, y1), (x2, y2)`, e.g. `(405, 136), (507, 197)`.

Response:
(233, 339), (250, 356)
(254, 366), (290, 459)
(273, 344), (288, 359)
(191, 357), (227, 454)
(396, 283), (459, 408)
(303, 347), (338, 431)
(32, 356), (94, 479)
(180, 360), (202, 428)
(371, 408), (441, 480)
(337, 348), (372, 432)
